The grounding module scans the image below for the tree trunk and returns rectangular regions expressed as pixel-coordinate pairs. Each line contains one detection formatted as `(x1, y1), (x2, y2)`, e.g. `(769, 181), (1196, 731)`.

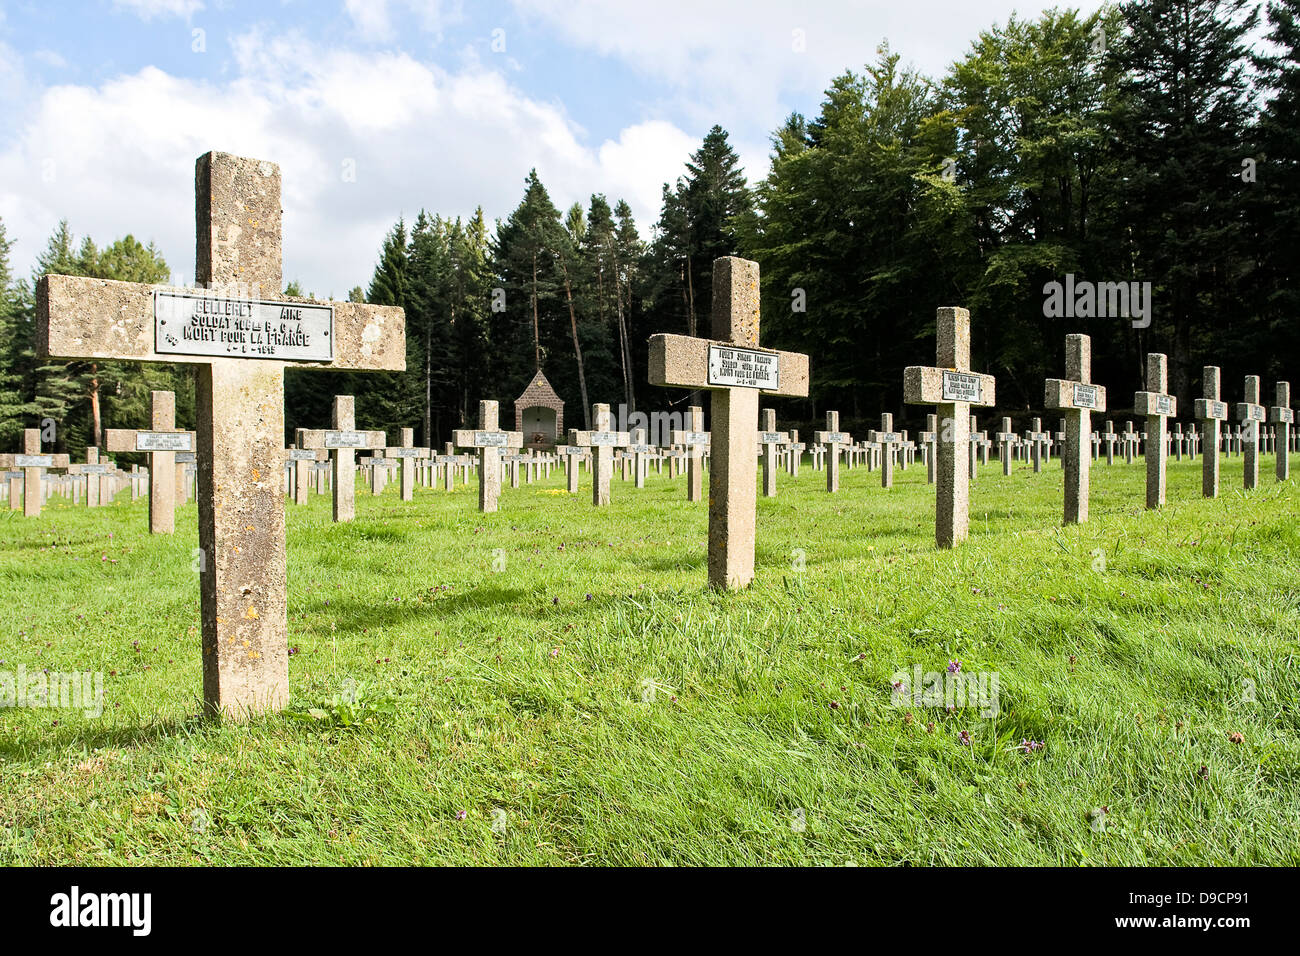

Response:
(531, 253), (542, 372)
(612, 249), (634, 412)
(424, 317), (433, 446)
(89, 363), (102, 448)
(685, 255), (697, 338)
(561, 261), (591, 430)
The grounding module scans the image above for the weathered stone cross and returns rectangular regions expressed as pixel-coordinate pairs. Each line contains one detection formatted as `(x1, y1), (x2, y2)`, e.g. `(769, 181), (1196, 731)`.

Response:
(1100, 420), (1118, 465)
(569, 402), (630, 506)
(816, 411), (853, 492)
(1193, 366), (1228, 499)
(1025, 418), (1049, 473)
(105, 390), (195, 533)
(69, 447), (114, 508)
(0, 430), (70, 517)
(995, 416), (1016, 477)
(385, 428), (427, 502)
(921, 414), (940, 483)
(669, 405), (709, 502)
(454, 400), (522, 513)
(757, 408), (789, 498)
(39, 152), (404, 719)
(297, 395), (387, 523)
(903, 307), (996, 548)
(1237, 375), (1266, 491)
(1044, 333), (1106, 524)
(1271, 382), (1292, 481)
(649, 256), (809, 589)
(627, 428), (653, 489)
(1133, 353), (1176, 508)
(286, 445), (324, 505)
(866, 415), (898, 490)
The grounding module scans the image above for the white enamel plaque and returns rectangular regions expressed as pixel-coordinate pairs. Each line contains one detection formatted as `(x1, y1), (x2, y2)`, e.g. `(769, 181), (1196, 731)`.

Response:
(707, 345), (780, 390)
(154, 290), (333, 362)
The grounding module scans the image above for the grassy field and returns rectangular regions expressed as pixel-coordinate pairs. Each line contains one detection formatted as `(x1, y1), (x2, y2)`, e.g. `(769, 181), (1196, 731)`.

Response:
(1, 450), (1297, 866)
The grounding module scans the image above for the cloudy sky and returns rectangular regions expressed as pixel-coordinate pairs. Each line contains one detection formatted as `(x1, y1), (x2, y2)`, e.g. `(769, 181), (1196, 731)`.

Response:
(0, 0), (1107, 298)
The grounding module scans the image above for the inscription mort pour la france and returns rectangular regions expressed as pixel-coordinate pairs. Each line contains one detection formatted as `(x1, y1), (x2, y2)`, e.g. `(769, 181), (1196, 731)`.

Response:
(154, 291), (333, 361)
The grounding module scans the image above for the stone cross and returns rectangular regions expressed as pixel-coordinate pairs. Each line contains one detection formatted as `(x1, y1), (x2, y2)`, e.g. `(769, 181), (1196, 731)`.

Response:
(286, 445), (323, 505)
(0, 429), (70, 517)
(454, 400), (523, 513)
(385, 428), (427, 502)
(1237, 375), (1266, 491)
(866, 414), (898, 489)
(1121, 421), (1138, 464)
(569, 403), (629, 506)
(1045, 334), (1106, 524)
(68, 447), (111, 508)
(1100, 420), (1118, 465)
(1025, 418), (1048, 472)
(757, 408), (789, 498)
(105, 390), (195, 533)
(669, 405), (709, 502)
(560, 444), (587, 493)
(1271, 382), (1292, 481)
(436, 442), (459, 491)
(1193, 366), (1228, 498)
(297, 395), (387, 523)
(922, 413), (940, 483)
(816, 411), (852, 492)
(1134, 353), (1177, 508)
(995, 417), (1016, 477)
(37, 152), (407, 719)
(627, 428), (653, 489)
(903, 306), (996, 548)
(648, 256), (810, 589)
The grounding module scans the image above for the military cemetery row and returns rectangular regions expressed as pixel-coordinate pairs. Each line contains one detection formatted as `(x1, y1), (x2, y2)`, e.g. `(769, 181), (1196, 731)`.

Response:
(17, 151), (1295, 723)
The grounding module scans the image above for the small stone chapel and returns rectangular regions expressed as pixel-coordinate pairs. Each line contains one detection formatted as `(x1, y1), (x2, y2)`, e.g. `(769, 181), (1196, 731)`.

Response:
(514, 370), (565, 450)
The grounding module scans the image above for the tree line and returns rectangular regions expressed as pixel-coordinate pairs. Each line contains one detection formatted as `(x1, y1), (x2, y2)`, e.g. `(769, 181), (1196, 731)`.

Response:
(2, 0), (1297, 453)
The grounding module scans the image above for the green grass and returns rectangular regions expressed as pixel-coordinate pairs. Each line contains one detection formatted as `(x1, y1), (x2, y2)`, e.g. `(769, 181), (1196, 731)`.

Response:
(1, 451), (1297, 866)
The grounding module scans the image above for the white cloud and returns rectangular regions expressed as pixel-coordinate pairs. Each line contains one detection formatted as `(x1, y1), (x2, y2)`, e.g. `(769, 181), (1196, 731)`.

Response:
(31, 50), (69, 69)
(112, 0), (205, 21)
(343, 0), (392, 42)
(508, 0), (1111, 134)
(343, 0), (465, 43)
(0, 33), (700, 297)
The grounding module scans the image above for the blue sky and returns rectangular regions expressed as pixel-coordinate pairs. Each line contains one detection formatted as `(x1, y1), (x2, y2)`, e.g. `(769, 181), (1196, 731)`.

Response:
(0, 0), (1107, 297)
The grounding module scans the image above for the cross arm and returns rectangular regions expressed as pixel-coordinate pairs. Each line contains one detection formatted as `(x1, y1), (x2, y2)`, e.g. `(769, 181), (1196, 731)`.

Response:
(570, 429), (630, 447)
(0, 453), (71, 467)
(815, 430), (853, 444)
(1194, 399), (1228, 421)
(1044, 380), (1106, 412)
(647, 334), (809, 397)
(296, 428), (387, 449)
(1134, 392), (1176, 417)
(453, 430), (524, 449)
(38, 275), (405, 370)
(105, 428), (197, 453)
(1236, 402), (1266, 423)
(903, 366), (996, 406)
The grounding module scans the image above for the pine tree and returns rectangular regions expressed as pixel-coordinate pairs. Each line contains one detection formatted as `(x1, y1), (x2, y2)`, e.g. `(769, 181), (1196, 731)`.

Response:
(1253, 0), (1300, 380)
(1110, 0), (1260, 403)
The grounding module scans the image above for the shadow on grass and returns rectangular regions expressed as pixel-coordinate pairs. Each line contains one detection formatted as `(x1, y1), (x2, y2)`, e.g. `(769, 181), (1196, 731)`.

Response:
(0, 713), (214, 761)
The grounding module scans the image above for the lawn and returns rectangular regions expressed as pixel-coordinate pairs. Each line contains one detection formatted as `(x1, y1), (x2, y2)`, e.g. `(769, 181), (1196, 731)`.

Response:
(1, 451), (1297, 866)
